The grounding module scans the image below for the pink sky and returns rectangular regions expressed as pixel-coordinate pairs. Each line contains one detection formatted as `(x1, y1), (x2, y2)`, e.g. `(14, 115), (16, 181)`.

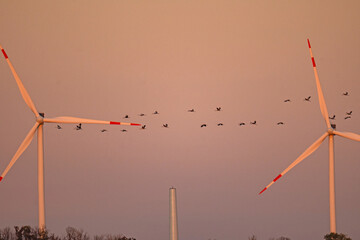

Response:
(1, 1), (360, 239)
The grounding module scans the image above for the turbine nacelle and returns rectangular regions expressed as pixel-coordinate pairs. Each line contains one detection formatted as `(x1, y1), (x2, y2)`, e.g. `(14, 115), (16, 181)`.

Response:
(37, 113), (45, 124)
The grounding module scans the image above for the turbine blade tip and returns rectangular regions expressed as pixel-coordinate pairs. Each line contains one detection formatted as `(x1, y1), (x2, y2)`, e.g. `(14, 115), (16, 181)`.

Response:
(311, 57), (316, 67)
(259, 187), (267, 195)
(131, 123), (141, 126)
(110, 121), (120, 125)
(273, 174), (282, 182)
(307, 39), (311, 48)
(0, 176), (3, 182)
(1, 49), (8, 59)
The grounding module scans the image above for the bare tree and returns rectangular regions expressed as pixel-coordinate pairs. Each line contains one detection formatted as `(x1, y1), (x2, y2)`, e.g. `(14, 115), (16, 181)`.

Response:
(324, 233), (352, 240)
(65, 227), (89, 240)
(0, 227), (15, 240)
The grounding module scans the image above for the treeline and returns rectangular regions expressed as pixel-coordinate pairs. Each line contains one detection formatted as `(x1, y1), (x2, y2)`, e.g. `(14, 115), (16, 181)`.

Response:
(248, 236), (291, 240)
(248, 232), (352, 240)
(0, 226), (135, 240)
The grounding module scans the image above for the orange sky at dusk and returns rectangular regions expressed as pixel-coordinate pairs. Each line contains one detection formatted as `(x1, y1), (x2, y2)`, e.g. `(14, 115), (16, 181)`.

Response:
(1, 1), (360, 239)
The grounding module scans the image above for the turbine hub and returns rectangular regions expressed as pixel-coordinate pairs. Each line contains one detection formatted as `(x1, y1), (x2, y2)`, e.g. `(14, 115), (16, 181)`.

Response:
(327, 128), (334, 135)
(36, 115), (44, 124)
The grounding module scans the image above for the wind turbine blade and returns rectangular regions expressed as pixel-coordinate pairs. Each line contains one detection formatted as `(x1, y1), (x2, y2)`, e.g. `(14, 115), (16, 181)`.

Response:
(259, 132), (328, 194)
(307, 39), (331, 129)
(0, 122), (40, 182)
(44, 116), (141, 126)
(333, 130), (360, 142)
(0, 45), (39, 117)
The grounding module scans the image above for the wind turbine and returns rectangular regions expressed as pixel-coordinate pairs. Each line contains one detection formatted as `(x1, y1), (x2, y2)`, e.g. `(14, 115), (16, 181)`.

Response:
(259, 39), (360, 233)
(0, 45), (141, 232)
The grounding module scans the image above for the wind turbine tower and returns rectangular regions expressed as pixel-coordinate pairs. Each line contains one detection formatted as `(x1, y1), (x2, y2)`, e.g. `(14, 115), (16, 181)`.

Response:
(169, 187), (179, 240)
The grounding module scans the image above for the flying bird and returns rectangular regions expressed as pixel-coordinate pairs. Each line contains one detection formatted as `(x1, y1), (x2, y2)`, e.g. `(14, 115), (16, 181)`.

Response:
(121, 129), (127, 132)
(284, 99), (291, 103)
(250, 121), (257, 125)
(346, 111), (352, 115)
(153, 111), (159, 115)
(217, 123), (223, 126)
(329, 115), (336, 120)
(75, 123), (82, 130)
(239, 122), (245, 126)
(188, 109), (195, 112)
(139, 113), (145, 117)
(56, 125), (62, 129)
(304, 96), (311, 101)
(344, 116), (351, 120)
(163, 124), (169, 128)
(277, 122), (284, 125)
(141, 125), (146, 129)
(200, 124), (207, 128)
(216, 107), (222, 111)
(342, 92), (349, 96)
(124, 115), (129, 118)
(100, 129), (107, 132)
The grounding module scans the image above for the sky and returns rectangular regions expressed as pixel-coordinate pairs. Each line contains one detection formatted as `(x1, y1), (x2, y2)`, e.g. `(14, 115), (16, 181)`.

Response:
(0, 1), (360, 239)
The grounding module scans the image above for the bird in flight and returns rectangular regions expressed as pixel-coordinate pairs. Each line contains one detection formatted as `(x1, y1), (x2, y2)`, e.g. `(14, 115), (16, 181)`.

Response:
(124, 115), (129, 118)
(250, 121), (257, 125)
(75, 123), (82, 130)
(343, 91), (349, 96)
(56, 125), (62, 130)
(201, 124), (207, 128)
(239, 122), (245, 126)
(163, 124), (169, 128)
(141, 125), (146, 129)
(344, 116), (351, 120)
(139, 113), (145, 117)
(153, 111), (159, 115)
(329, 115), (336, 120)
(217, 123), (223, 126)
(277, 122), (284, 125)
(100, 129), (107, 132)
(304, 96), (311, 101)
(121, 129), (127, 132)
(346, 111), (352, 115)
(284, 99), (291, 103)
(216, 107), (222, 111)
(188, 109), (195, 112)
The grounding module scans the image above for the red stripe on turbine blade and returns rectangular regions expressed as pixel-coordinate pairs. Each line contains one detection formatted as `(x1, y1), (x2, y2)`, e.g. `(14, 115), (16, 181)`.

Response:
(0, 176), (3, 182)
(1, 49), (8, 59)
(131, 123), (141, 126)
(110, 121), (121, 125)
(259, 187), (267, 195)
(273, 174), (282, 182)
(307, 39), (311, 48)
(311, 57), (316, 67)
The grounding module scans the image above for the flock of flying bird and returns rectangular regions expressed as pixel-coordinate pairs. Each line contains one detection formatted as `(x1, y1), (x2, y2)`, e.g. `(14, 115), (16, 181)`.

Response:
(1, 38), (359, 234)
(54, 93), (353, 132)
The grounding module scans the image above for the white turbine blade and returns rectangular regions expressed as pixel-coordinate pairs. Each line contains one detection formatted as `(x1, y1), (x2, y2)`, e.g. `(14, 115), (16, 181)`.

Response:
(0, 45), (39, 117)
(259, 132), (328, 194)
(44, 116), (141, 126)
(0, 122), (39, 182)
(307, 39), (331, 129)
(333, 130), (360, 142)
